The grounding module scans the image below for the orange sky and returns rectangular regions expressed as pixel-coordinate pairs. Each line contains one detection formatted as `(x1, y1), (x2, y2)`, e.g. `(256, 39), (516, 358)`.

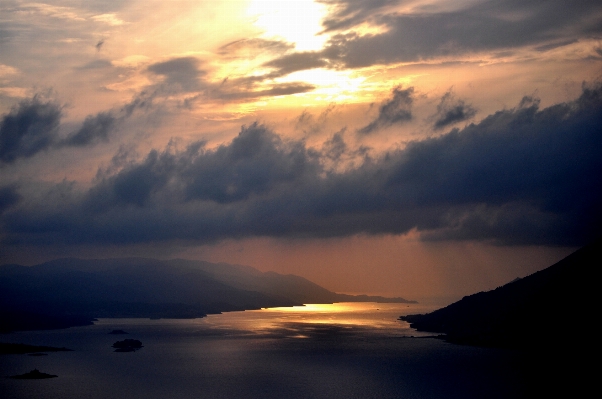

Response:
(0, 0), (601, 301)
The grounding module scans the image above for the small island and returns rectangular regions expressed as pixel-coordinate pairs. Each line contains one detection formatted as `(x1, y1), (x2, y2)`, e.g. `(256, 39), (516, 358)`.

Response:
(108, 329), (129, 335)
(112, 339), (143, 352)
(9, 369), (58, 379)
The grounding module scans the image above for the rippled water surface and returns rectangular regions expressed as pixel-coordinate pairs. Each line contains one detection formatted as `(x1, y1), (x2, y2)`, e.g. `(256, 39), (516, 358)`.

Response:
(0, 303), (527, 399)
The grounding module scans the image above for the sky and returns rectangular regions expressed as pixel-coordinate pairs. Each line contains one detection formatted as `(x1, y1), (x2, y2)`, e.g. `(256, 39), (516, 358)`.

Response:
(1, 0), (601, 302)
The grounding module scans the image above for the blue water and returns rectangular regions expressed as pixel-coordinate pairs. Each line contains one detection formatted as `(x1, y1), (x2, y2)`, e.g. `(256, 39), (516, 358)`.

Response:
(0, 303), (527, 398)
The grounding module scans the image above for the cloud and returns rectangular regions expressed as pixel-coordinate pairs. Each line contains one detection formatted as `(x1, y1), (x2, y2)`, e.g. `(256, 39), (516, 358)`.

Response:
(77, 59), (113, 69)
(431, 89), (477, 130)
(294, 103), (337, 136)
(62, 112), (116, 147)
(534, 39), (579, 52)
(2, 84), (601, 247)
(0, 92), (153, 162)
(147, 57), (206, 92)
(322, 129), (347, 161)
(358, 86), (413, 134)
(264, 0), (602, 71)
(217, 83), (316, 100)
(0, 184), (20, 214)
(264, 52), (329, 76)
(318, 0), (400, 33)
(218, 38), (293, 57)
(0, 28), (13, 44)
(0, 96), (61, 164)
(90, 13), (125, 26)
(145, 56), (316, 102)
(86, 148), (171, 209)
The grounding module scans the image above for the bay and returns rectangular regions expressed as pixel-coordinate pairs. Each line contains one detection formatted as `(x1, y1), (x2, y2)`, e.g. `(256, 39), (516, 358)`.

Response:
(0, 302), (526, 399)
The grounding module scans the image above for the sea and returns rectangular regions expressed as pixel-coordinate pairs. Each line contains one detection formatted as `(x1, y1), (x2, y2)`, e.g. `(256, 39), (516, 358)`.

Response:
(0, 303), (528, 399)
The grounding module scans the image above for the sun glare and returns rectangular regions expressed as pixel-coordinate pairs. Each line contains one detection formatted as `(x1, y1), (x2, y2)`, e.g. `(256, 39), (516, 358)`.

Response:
(263, 303), (362, 313)
(246, 0), (328, 51)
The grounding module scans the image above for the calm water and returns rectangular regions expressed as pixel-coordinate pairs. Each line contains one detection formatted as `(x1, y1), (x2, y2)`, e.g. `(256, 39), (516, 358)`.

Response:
(0, 303), (527, 399)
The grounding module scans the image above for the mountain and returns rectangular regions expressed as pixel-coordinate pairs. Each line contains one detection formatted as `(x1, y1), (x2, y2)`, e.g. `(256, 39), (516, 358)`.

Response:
(400, 238), (600, 348)
(0, 257), (414, 333)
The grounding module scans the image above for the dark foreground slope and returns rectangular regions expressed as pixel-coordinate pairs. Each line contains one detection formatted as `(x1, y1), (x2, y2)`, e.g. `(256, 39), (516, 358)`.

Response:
(0, 258), (414, 332)
(401, 238), (600, 348)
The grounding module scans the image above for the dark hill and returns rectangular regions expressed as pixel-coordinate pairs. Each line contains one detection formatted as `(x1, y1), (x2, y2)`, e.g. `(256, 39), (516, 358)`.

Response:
(0, 257), (414, 333)
(400, 238), (600, 348)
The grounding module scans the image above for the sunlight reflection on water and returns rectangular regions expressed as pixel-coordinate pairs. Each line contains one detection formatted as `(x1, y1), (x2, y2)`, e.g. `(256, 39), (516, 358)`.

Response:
(194, 302), (439, 338)
(0, 302), (526, 399)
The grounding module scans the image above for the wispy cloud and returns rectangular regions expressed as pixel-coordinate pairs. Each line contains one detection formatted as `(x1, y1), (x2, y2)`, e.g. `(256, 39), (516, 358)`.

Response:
(0, 92), (154, 164)
(430, 89), (477, 130)
(358, 86), (413, 134)
(0, 96), (61, 164)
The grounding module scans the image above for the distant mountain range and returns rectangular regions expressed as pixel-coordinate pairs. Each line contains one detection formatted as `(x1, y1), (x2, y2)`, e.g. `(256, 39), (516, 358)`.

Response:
(400, 238), (600, 348)
(0, 258), (415, 333)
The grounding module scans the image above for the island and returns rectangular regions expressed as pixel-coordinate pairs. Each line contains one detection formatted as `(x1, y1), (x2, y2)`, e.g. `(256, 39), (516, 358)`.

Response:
(112, 339), (143, 352)
(9, 369), (58, 379)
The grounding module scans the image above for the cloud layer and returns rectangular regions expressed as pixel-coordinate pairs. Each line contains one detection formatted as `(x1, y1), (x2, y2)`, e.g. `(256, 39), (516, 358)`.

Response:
(265, 0), (602, 73)
(2, 84), (601, 249)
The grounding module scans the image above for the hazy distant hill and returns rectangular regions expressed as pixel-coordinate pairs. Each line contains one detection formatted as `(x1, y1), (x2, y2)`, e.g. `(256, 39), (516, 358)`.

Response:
(400, 238), (600, 348)
(0, 258), (414, 332)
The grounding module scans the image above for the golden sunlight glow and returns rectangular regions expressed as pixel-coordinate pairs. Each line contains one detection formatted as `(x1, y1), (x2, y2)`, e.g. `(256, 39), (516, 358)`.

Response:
(279, 69), (365, 98)
(264, 303), (355, 313)
(246, 0), (328, 51)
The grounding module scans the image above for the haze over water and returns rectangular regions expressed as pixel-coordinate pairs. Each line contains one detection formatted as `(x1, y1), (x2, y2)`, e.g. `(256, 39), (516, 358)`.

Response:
(1, 303), (526, 399)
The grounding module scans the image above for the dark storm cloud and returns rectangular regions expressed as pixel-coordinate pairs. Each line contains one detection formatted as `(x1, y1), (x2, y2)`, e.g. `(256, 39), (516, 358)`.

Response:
(60, 92), (155, 148)
(431, 90), (477, 130)
(85, 148), (171, 210)
(269, 0), (602, 71)
(0, 96), (61, 164)
(183, 124), (317, 204)
(0, 92), (153, 162)
(358, 86), (413, 134)
(62, 111), (116, 146)
(2, 84), (601, 247)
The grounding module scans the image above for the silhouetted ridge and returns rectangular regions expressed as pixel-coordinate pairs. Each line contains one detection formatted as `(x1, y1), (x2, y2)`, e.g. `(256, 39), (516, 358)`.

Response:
(0, 258), (414, 332)
(400, 238), (600, 348)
